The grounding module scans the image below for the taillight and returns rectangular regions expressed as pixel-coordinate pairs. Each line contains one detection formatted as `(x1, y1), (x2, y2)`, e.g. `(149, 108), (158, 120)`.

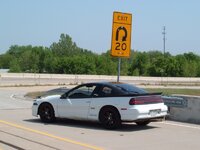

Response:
(129, 98), (135, 105)
(129, 96), (163, 105)
(129, 98), (145, 105)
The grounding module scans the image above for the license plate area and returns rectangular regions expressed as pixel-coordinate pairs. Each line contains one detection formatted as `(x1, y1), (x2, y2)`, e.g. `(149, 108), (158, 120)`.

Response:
(149, 109), (161, 116)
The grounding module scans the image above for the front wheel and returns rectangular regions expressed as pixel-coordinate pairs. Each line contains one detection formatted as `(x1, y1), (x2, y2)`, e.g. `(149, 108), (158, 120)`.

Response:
(39, 103), (55, 123)
(99, 107), (121, 129)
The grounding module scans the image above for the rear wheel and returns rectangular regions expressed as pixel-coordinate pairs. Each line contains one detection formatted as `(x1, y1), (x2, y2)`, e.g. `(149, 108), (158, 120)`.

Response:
(99, 107), (121, 129)
(39, 103), (55, 123)
(136, 121), (150, 126)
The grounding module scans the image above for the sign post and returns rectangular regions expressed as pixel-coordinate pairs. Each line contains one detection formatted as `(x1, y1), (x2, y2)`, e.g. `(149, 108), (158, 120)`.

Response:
(111, 12), (132, 82)
(117, 58), (121, 82)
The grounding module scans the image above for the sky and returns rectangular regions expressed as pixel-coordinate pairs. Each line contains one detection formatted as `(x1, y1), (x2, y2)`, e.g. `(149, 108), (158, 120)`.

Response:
(1, 0), (200, 55)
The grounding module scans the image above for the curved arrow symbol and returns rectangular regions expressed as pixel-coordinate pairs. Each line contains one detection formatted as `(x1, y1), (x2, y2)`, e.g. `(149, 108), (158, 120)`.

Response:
(116, 26), (127, 41)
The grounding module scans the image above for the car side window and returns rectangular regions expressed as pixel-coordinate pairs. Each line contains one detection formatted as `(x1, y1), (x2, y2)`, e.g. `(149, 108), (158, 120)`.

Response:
(99, 86), (113, 97)
(68, 85), (96, 99)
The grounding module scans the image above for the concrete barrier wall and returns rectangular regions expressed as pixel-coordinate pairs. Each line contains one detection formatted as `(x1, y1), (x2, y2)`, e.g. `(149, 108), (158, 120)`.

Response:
(169, 95), (200, 124)
(1, 73), (200, 86)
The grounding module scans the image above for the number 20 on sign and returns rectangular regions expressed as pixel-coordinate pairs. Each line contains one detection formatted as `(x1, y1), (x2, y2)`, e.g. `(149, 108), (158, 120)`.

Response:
(111, 12), (132, 58)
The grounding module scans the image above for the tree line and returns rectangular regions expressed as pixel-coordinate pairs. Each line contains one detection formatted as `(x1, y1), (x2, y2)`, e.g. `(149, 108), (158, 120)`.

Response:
(0, 33), (200, 77)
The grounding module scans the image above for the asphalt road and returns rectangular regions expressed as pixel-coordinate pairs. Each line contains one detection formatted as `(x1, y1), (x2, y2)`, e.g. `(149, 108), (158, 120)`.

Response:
(0, 86), (200, 150)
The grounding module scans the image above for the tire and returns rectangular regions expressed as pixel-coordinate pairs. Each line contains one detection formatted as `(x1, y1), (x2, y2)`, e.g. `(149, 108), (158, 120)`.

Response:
(99, 107), (121, 129)
(39, 103), (55, 123)
(136, 121), (150, 126)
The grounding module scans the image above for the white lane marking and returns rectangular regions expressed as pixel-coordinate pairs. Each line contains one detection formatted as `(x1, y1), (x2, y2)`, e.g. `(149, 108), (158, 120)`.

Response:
(160, 121), (200, 130)
(10, 94), (28, 101)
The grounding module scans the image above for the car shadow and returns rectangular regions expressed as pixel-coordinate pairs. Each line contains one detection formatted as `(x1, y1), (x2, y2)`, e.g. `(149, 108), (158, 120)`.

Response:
(24, 118), (158, 132)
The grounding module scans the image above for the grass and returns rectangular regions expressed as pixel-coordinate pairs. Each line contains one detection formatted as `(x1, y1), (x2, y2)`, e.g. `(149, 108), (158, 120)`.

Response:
(145, 88), (200, 96)
(25, 91), (45, 99)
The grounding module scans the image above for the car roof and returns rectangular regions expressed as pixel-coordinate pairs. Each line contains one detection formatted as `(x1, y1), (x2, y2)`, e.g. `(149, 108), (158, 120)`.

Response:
(83, 82), (125, 86)
(83, 82), (147, 94)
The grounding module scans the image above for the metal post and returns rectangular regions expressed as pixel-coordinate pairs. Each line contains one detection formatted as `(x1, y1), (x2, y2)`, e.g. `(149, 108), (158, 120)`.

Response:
(162, 26), (166, 56)
(162, 26), (166, 78)
(117, 58), (121, 82)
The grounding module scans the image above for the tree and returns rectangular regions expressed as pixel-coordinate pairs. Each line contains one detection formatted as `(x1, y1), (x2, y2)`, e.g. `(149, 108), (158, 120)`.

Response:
(128, 52), (150, 76)
(50, 34), (80, 56)
(95, 54), (117, 75)
(165, 57), (180, 77)
(9, 59), (21, 72)
(2, 33), (200, 77)
(184, 52), (199, 77)
(148, 56), (165, 77)
(0, 54), (14, 68)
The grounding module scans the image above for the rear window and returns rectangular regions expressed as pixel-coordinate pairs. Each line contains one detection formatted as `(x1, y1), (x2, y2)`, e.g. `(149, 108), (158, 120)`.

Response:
(114, 84), (147, 94)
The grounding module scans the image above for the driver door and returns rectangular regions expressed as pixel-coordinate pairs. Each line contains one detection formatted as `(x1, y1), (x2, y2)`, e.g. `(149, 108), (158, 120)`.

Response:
(57, 84), (97, 120)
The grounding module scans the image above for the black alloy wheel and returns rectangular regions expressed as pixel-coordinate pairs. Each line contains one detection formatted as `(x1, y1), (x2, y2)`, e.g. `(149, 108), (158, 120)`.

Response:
(99, 107), (121, 129)
(39, 103), (55, 123)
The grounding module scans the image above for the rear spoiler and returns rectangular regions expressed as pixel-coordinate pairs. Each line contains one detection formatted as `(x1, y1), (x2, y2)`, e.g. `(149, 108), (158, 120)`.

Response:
(122, 92), (162, 97)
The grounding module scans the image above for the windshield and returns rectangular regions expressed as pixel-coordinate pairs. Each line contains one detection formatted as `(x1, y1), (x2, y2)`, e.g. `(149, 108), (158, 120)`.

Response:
(114, 84), (147, 94)
(40, 88), (69, 98)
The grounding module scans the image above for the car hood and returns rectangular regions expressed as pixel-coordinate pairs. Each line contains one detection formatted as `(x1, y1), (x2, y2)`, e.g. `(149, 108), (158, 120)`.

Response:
(39, 95), (61, 101)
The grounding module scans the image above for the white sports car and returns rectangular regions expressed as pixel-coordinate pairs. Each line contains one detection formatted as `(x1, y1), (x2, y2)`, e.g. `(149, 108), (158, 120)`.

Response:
(32, 82), (168, 129)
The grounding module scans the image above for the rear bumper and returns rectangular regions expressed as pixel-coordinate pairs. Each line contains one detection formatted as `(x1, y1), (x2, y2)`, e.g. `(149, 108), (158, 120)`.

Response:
(120, 103), (168, 122)
(133, 116), (166, 123)
(121, 112), (167, 122)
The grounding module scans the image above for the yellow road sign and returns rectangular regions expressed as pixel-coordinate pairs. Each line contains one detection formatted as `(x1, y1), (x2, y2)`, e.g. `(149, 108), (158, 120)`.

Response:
(111, 12), (132, 58)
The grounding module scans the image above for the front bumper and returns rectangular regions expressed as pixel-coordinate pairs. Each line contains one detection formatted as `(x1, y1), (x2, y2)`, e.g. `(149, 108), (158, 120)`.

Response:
(32, 100), (39, 117)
